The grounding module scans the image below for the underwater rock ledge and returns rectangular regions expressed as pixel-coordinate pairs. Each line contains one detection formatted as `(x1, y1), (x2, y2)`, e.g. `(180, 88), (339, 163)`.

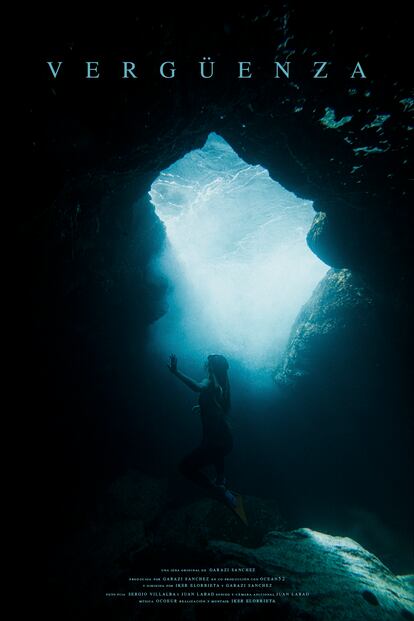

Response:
(275, 268), (375, 388)
(49, 471), (413, 620)
(208, 528), (414, 621)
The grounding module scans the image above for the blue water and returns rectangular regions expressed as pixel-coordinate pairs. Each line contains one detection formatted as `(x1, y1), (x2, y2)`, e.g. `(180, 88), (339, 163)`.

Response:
(149, 132), (328, 371)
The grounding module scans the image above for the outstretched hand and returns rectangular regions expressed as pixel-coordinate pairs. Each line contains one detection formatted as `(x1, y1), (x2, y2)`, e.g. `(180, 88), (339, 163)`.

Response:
(167, 353), (178, 374)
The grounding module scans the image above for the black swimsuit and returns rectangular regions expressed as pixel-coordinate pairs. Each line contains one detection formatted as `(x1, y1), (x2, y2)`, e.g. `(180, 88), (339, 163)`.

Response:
(178, 381), (233, 485)
(199, 382), (232, 451)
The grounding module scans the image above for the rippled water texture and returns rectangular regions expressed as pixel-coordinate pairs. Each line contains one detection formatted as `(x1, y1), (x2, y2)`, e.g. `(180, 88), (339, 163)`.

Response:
(150, 133), (328, 369)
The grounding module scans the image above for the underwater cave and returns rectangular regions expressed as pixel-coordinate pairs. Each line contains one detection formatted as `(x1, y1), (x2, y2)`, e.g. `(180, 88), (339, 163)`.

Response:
(26, 8), (413, 620)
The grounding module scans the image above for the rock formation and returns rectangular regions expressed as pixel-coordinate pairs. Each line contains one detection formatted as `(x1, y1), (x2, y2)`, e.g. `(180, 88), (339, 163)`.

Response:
(208, 528), (414, 620)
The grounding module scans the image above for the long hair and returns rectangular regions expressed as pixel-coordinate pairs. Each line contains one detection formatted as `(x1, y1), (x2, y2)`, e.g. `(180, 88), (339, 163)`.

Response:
(207, 354), (231, 413)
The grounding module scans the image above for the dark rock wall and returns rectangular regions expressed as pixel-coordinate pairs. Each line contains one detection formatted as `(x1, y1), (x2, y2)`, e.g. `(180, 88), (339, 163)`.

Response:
(274, 267), (412, 561)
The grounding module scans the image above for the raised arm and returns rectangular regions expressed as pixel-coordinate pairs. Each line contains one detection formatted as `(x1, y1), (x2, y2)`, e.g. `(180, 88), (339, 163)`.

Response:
(167, 354), (209, 393)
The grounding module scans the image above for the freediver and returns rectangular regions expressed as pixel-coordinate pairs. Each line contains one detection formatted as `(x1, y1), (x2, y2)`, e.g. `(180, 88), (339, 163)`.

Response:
(167, 353), (237, 509)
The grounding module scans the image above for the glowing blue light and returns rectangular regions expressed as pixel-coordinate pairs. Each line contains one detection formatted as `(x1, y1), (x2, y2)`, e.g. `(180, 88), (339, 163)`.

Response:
(149, 133), (328, 369)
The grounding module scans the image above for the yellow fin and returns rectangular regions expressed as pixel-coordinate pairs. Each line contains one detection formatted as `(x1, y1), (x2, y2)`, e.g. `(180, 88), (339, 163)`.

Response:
(231, 492), (248, 526)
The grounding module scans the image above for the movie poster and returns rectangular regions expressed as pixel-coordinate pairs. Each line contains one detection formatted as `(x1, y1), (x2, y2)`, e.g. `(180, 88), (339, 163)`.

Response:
(26, 5), (413, 620)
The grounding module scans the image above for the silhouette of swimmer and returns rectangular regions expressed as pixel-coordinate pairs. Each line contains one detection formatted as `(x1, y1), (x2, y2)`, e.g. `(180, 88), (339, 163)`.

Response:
(168, 353), (237, 508)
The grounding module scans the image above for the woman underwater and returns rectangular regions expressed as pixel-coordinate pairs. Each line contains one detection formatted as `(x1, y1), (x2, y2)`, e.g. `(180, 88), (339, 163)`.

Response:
(168, 353), (237, 508)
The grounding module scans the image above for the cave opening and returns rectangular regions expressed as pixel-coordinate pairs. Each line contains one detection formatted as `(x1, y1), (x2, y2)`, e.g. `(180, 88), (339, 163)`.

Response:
(148, 132), (328, 377)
